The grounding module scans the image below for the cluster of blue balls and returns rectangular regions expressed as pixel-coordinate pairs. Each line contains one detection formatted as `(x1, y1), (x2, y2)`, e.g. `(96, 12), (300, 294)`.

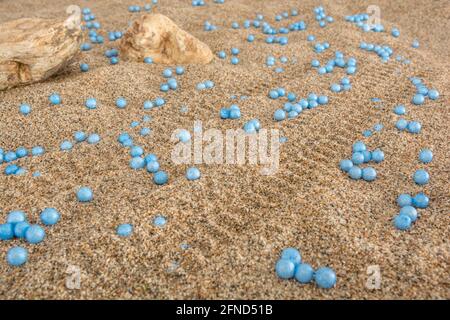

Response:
(274, 9), (298, 21)
(360, 42), (393, 62)
(192, 0), (205, 6)
(220, 104), (241, 119)
(393, 149), (433, 230)
(312, 51), (357, 76)
(330, 77), (352, 93)
(313, 41), (330, 53)
(395, 119), (422, 134)
(410, 77), (439, 105)
(345, 13), (385, 33)
(204, 21), (218, 31)
(313, 6), (334, 28)
(196, 80), (215, 90)
(107, 31), (123, 42)
(243, 119), (261, 134)
(116, 132), (169, 185)
(1, 209), (60, 266)
(105, 47), (120, 65)
(339, 141), (384, 182)
(275, 248), (337, 289)
(1, 145), (45, 176)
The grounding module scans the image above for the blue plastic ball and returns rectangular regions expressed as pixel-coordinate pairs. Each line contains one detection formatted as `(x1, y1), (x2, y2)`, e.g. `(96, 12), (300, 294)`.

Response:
(314, 267), (337, 289)
(19, 103), (31, 115)
(87, 133), (100, 144)
(273, 109), (286, 121)
(419, 149), (433, 163)
(294, 263), (314, 283)
(395, 118), (408, 131)
(25, 225), (46, 244)
(362, 167), (377, 181)
(0, 223), (14, 240)
(40, 208), (60, 226)
(394, 214), (412, 230)
(428, 89), (439, 100)
(6, 247), (28, 266)
(7, 210), (26, 224)
(413, 169), (429, 185)
(130, 157), (145, 170)
(412, 94), (425, 105)
(397, 194), (412, 207)
(280, 248), (301, 265)
(351, 152), (364, 165)
(412, 193), (429, 209)
(154, 171), (169, 185)
(394, 105), (406, 115)
(76, 186), (93, 202)
(85, 98), (97, 109)
(146, 161), (160, 173)
(339, 159), (353, 172)
(348, 166), (362, 180)
(407, 121), (421, 134)
(186, 167), (201, 180)
(117, 224), (133, 237)
(116, 97), (127, 109)
(49, 93), (61, 105)
(399, 206), (418, 222)
(275, 259), (295, 279)
(371, 149), (385, 163)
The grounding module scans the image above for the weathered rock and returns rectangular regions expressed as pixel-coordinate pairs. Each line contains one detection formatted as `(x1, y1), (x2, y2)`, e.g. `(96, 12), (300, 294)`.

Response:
(0, 16), (82, 90)
(120, 13), (213, 64)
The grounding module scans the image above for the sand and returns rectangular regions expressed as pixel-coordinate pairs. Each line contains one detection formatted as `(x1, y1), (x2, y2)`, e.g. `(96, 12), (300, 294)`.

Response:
(0, 0), (449, 299)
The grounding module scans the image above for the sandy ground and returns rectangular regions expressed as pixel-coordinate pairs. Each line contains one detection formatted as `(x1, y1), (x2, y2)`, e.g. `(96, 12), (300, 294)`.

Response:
(0, 0), (449, 299)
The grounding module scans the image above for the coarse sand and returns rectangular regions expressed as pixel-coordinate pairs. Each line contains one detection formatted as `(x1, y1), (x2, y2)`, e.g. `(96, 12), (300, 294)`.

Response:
(0, 0), (449, 299)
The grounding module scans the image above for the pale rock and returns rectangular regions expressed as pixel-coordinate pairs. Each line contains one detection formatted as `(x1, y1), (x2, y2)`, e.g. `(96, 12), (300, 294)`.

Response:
(0, 15), (82, 90)
(120, 13), (213, 64)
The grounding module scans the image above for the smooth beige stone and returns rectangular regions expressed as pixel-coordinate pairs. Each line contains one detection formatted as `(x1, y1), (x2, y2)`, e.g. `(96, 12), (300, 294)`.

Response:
(0, 15), (82, 90)
(120, 13), (213, 64)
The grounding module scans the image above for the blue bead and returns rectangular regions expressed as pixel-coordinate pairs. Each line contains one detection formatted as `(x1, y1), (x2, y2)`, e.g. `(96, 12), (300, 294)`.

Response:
(76, 186), (93, 202)
(419, 149), (433, 163)
(85, 98), (97, 109)
(186, 167), (201, 180)
(412, 193), (429, 208)
(352, 141), (366, 152)
(273, 109), (286, 121)
(129, 157), (145, 170)
(40, 208), (60, 226)
(175, 66), (185, 75)
(19, 103), (31, 115)
(275, 259), (295, 279)
(394, 104), (406, 115)
(87, 133), (100, 144)
(49, 93), (61, 105)
(348, 166), (362, 179)
(116, 97), (127, 109)
(428, 89), (439, 100)
(13, 221), (30, 238)
(314, 267), (336, 289)
(130, 146), (144, 157)
(143, 100), (154, 109)
(413, 169), (429, 185)
(0, 223), (14, 240)
(399, 206), (418, 222)
(140, 127), (151, 136)
(394, 214), (412, 230)
(351, 152), (364, 165)
(412, 94), (425, 105)
(74, 131), (87, 142)
(362, 150), (372, 163)
(110, 57), (119, 64)
(268, 90), (279, 99)
(60, 140), (73, 151)
(117, 224), (133, 237)
(318, 95), (328, 104)
(397, 194), (412, 207)
(217, 51), (226, 59)
(362, 167), (377, 181)
(231, 47), (240, 55)
(25, 225), (46, 244)
(146, 161), (160, 173)
(230, 57), (239, 65)
(407, 121), (421, 134)
(6, 247), (28, 266)
(154, 171), (169, 185)
(144, 57), (153, 64)
(7, 210), (26, 224)
(339, 159), (353, 172)
(294, 263), (314, 283)
(280, 248), (301, 265)
(153, 215), (167, 227)
(371, 149), (384, 163)
(395, 119), (408, 131)
(145, 154), (158, 163)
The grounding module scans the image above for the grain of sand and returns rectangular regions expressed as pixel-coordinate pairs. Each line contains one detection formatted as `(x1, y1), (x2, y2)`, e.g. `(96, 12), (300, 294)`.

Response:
(0, 0), (449, 299)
